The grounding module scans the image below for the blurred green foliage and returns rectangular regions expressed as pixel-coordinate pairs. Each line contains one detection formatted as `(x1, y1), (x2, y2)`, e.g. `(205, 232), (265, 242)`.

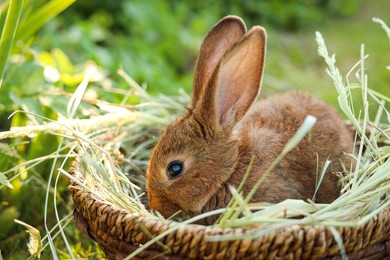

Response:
(0, 0), (389, 258)
(34, 0), (362, 96)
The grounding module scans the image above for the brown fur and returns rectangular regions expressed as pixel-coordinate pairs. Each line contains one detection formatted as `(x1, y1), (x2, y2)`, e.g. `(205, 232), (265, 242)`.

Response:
(146, 16), (354, 222)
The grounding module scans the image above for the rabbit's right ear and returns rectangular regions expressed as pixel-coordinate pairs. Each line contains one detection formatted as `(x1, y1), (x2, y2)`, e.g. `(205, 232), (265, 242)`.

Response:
(191, 16), (246, 108)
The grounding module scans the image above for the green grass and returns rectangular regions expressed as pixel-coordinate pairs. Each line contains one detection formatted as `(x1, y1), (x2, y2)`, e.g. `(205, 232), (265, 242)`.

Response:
(263, 1), (390, 108)
(0, 0), (23, 88)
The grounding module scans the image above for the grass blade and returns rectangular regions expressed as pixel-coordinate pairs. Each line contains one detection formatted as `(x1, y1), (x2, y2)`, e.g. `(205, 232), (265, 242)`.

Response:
(329, 227), (347, 260)
(282, 115), (317, 154)
(0, 0), (24, 88)
(14, 219), (43, 258)
(372, 17), (390, 43)
(0, 171), (13, 188)
(312, 160), (331, 201)
(67, 65), (95, 118)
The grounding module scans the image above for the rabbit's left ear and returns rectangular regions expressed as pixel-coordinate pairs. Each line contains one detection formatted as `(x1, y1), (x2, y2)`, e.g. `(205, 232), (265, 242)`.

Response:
(197, 26), (267, 129)
(191, 16), (247, 108)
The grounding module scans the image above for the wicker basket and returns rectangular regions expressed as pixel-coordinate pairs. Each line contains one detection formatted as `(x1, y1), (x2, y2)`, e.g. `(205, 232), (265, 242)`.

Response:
(69, 157), (390, 260)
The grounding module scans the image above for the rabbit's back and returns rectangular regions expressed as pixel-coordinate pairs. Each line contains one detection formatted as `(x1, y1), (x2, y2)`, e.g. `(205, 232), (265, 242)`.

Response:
(234, 91), (353, 203)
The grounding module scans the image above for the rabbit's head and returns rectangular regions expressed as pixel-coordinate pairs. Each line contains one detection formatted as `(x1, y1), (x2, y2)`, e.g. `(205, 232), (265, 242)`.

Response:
(146, 16), (266, 218)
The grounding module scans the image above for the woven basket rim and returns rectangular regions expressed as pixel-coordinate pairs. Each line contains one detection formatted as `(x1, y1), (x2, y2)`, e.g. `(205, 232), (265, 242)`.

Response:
(69, 156), (390, 259)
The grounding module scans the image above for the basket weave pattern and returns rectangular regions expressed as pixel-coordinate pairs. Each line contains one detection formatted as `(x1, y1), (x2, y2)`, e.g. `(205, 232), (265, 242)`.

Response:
(69, 159), (390, 259)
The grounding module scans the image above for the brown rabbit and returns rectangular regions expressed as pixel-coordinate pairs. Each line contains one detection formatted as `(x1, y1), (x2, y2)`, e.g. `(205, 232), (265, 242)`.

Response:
(146, 16), (354, 221)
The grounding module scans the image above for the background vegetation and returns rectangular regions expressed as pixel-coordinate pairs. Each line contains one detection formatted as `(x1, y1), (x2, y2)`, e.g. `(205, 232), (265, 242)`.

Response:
(0, 0), (389, 258)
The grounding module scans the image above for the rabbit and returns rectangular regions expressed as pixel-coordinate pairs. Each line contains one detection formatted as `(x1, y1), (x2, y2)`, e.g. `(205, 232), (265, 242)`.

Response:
(145, 15), (354, 222)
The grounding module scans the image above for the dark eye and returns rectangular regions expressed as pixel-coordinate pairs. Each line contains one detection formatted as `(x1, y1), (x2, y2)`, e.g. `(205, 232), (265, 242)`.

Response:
(167, 161), (184, 178)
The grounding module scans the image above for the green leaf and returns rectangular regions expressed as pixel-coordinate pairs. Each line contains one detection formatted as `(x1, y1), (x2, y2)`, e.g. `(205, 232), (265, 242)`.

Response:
(38, 51), (56, 67)
(0, 0), (24, 88)
(52, 48), (74, 74)
(16, 0), (76, 41)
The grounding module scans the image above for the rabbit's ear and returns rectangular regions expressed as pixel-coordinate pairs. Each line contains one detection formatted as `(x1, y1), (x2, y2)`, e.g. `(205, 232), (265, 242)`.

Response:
(191, 16), (246, 108)
(198, 26), (266, 129)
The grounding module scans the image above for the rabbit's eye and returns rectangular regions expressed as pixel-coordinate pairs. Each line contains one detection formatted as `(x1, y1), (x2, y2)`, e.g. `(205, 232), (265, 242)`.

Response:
(167, 161), (184, 178)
